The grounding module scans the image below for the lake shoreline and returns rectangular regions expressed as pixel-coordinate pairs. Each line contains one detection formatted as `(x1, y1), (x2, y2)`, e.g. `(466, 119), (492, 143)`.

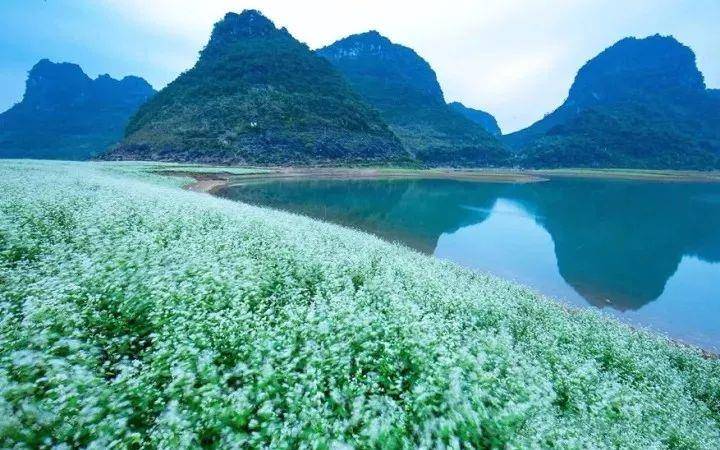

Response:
(84, 162), (720, 360)
(167, 166), (720, 193)
(529, 168), (720, 182)
(181, 166), (719, 358)
(170, 167), (545, 193)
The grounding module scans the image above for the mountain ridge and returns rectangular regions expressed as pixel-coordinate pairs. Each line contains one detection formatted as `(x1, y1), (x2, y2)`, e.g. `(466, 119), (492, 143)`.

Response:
(0, 59), (155, 160)
(317, 31), (508, 166)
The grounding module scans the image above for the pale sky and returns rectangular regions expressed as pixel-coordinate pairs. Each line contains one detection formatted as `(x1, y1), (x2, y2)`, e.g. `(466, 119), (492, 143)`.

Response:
(1, 0), (718, 132)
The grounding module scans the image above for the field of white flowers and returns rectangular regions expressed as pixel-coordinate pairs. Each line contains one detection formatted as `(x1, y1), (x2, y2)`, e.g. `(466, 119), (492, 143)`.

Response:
(1, 160), (718, 448)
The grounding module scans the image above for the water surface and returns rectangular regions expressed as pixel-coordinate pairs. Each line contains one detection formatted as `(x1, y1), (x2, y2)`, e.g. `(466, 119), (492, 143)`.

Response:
(218, 177), (720, 352)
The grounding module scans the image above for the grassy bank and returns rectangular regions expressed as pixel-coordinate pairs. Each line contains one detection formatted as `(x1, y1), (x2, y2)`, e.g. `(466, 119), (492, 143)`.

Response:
(1, 160), (718, 448)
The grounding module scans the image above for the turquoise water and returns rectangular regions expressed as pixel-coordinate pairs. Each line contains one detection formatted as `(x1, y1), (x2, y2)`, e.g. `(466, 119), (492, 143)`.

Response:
(218, 177), (720, 351)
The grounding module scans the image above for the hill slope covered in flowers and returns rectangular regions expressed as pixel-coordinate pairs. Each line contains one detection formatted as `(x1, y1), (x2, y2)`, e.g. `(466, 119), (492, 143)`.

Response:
(0, 161), (718, 448)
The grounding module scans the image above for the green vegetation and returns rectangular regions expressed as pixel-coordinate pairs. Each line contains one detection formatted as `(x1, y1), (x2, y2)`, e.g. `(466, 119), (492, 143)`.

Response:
(1, 160), (719, 448)
(95, 161), (269, 175)
(389, 112), (508, 167)
(507, 35), (720, 169)
(149, 165), (270, 176)
(317, 32), (508, 167)
(518, 96), (720, 169)
(107, 11), (408, 166)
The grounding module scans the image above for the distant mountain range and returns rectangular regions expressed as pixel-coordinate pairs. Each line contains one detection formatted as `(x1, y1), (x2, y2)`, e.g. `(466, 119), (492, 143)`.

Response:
(505, 35), (720, 169)
(447, 102), (501, 136)
(2, 10), (718, 170)
(0, 59), (155, 160)
(317, 31), (507, 166)
(104, 11), (410, 165)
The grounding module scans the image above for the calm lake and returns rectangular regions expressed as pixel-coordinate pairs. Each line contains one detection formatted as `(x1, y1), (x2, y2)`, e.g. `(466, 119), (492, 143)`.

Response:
(218, 177), (720, 352)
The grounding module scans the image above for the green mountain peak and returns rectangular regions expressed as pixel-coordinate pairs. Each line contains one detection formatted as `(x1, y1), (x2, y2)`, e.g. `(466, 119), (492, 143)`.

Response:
(505, 34), (720, 169)
(317, 31), (507, 166)
(105, 10), (409, 165)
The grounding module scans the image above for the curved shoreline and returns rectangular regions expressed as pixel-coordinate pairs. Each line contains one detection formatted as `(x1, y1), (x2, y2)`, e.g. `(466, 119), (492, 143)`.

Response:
(166, 166), (720, 194)
(171, 167), (546, 194)
(172, 166), (720, 358)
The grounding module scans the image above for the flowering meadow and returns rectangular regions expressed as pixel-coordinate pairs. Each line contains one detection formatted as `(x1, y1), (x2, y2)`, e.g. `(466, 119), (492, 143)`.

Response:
(1, 160), (718, 448)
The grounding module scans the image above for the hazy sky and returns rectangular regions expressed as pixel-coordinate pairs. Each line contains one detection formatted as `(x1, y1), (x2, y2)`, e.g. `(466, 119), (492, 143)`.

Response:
(1, 0), (718, 132)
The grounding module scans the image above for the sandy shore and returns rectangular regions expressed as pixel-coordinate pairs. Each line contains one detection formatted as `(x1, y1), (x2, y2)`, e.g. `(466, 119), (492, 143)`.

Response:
(167, 166), (720, 194)
(184, 177), (229, 193)
(172, 167), (546, 193)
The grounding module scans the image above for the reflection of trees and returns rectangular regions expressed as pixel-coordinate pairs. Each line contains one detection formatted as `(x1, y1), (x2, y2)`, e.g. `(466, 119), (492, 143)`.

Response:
(219, 178), (720, 311)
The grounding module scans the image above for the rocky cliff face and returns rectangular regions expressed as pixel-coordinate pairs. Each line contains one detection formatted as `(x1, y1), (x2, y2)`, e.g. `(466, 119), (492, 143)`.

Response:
(505, 35), (720, 169)
(0, 59), (155, 160)
(318, 32), (507, 166)
(106, 10), (408, 165)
